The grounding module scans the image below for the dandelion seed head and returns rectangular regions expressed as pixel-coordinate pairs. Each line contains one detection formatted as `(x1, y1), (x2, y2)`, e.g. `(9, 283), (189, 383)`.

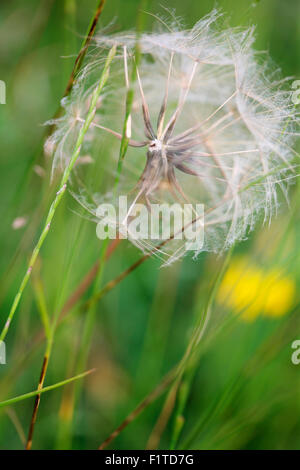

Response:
(47, 9), (300, 264)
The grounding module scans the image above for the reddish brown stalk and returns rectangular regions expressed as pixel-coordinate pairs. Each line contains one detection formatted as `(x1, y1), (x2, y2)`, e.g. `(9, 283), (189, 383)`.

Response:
(47, 0), (107, 137)
(25, 356), (49, 450)
(63, 0), (107, 99)
(98, 369), (176, 450)
(146, 381), (180, 449)
(60, 237), (120, 317)
(84, 250), (151, 310)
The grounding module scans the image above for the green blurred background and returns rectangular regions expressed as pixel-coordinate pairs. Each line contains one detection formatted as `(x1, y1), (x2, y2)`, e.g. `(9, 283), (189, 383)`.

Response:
(0, 0), (300, 450)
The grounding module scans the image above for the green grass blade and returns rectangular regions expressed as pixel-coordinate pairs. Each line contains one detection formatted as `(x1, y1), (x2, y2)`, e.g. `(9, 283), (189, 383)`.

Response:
(0, 369), (95, 409)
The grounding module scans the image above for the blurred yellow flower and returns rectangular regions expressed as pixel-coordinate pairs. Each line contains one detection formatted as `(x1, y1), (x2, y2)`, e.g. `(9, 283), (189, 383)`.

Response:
(217, 257), (295, 321)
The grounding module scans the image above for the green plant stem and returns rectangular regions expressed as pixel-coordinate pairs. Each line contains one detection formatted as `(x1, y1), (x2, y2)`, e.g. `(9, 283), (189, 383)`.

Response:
(114, 0), (147, 187)
(55, 239), (110, 449)
(169, 247), (234, 450)
(0, 370), (95, 409)
(0, 45), (116, 343)
(148, 247), (234, 449)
